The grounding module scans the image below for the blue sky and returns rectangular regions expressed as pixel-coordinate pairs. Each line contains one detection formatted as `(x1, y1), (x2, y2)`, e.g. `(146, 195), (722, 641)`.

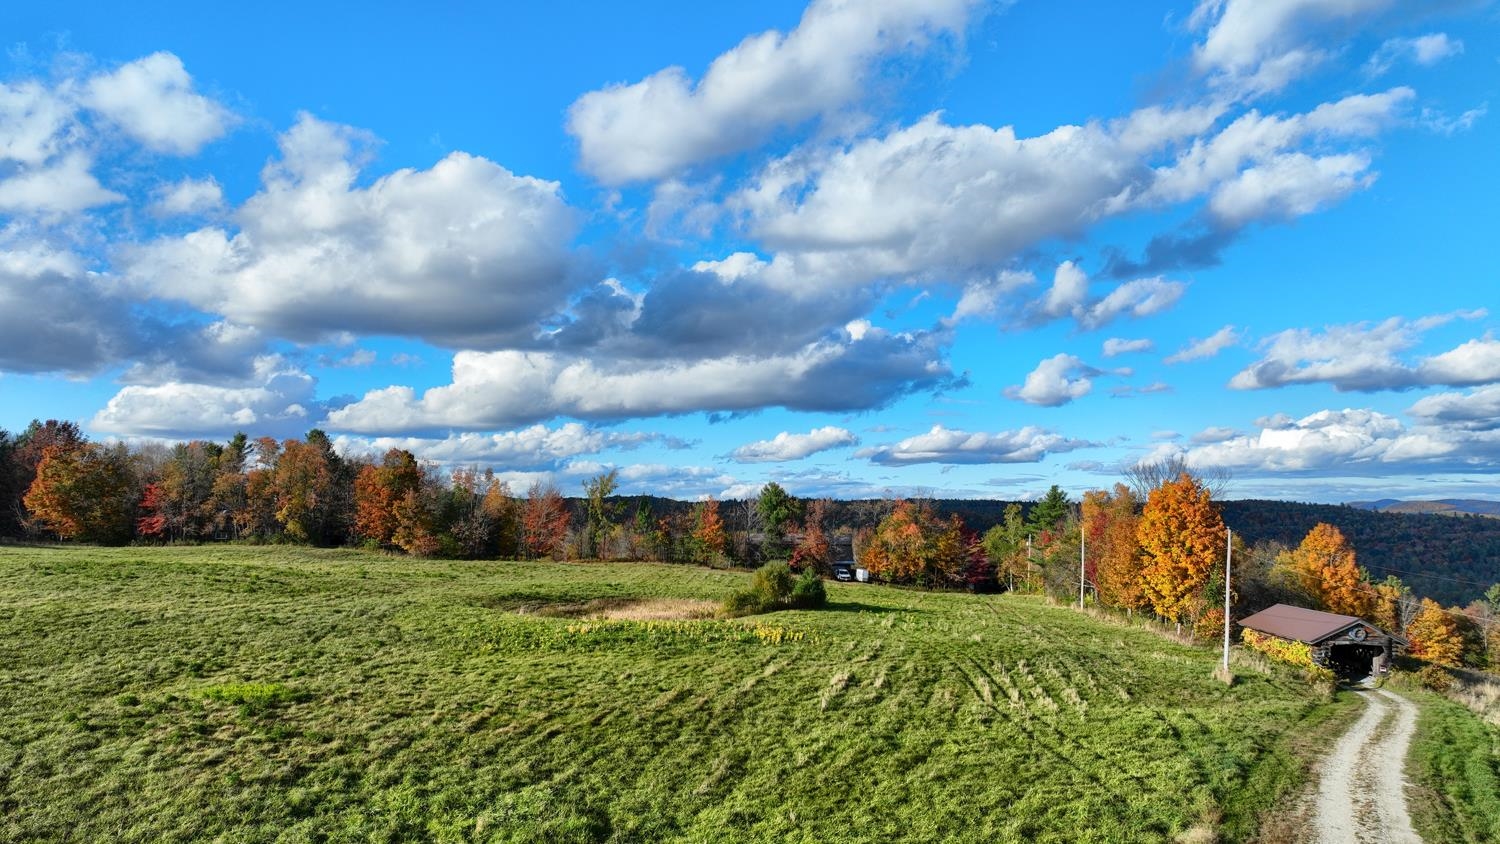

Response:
(1, 0), (1497, 503)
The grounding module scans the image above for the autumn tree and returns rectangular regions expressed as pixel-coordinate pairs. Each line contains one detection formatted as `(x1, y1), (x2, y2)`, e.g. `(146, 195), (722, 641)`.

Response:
(1406, 598), (1466, 667)
(239, 438), (281, 539)
(136, 481), (173, 539)
(7, 420), (85, 535)
(353, 448), (425, 549)
(522, 481), (570, 560)
(1369, 575), (1416, 635)
(207, 433), (250, 539)
(1124, 454), (1230, 501)
(272, 431), (351, 545)
(858, 500), (967, 587)
(691, 497), (728, 565)
(23, 443), (136, 544)
(1275, 523), (1374, 619)
(790, 498), (831, 573)
(391, 487), (439, 557)
(481, 473), (521, 558)
(983, 502), (1032, 591)
(1137, 473), (1227, 627)
(1085, 485), (1147, 613)
(147, 441), (226, 540)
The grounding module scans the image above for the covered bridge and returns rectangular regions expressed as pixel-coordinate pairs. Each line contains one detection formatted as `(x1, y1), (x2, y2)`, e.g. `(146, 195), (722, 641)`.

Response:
(1239, 603), (1407, 682)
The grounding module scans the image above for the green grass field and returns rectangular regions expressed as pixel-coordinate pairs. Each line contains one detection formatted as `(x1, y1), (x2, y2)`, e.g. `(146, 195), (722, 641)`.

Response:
(0, 544), (1419, 842)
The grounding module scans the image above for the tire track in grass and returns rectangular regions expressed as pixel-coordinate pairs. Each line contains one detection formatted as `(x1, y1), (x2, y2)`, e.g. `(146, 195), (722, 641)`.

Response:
(942, 648), (1170, 833)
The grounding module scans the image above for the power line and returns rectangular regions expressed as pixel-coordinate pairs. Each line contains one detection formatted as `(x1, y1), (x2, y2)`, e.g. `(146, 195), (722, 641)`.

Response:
(1358, 561), (1497, 591)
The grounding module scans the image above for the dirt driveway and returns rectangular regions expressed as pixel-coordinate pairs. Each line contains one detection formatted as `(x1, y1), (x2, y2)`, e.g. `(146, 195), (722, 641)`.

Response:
(1312, 689), (1422, 844)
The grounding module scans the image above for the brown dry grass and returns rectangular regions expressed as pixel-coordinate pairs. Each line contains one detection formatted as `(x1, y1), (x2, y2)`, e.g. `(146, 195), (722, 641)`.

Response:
(1447, 673), (1500, 725)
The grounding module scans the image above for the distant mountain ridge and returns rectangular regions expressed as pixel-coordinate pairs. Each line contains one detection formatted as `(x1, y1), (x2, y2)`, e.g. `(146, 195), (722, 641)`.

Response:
(1346, 498), (1500, 518)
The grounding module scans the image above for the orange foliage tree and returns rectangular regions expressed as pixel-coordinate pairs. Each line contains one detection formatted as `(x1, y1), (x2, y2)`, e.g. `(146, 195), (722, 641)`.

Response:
(480, 474), (520, 558)
(1406, 598), (1466, 667)
(353, 448), (425, 548)
(1137, 473), (1226, 625)
(273, 435), (341, 544)
(691, 497), (727, 564)
(858, 500), (967, 587)
(1084, 484), (1146, 612)
(1282, 523), (1373, 619)
(23, 443), (136, 544)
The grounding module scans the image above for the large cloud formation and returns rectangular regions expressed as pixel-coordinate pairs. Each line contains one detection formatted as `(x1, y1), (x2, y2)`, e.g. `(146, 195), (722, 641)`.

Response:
(329, 324), (955, 434)
(1230, 311), (1500, 392)
(567, 0), (978, 183)
(125, 114), (579, 348)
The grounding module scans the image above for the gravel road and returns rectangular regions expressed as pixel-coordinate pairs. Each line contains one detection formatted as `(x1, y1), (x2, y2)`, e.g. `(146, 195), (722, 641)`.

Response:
(1314, 689), (1422, 844)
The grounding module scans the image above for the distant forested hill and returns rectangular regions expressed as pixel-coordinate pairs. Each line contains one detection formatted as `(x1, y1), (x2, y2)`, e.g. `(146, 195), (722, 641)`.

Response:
(1217, 500), (1500, 607)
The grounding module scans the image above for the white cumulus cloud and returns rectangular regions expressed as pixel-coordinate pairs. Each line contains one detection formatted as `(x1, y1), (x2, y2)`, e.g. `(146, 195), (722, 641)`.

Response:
(124, 113), (579, 347)
(567, 0), (978, 183)
(1166, 325), (1241, 364)
(91, 356), (317, 439)
(729, 426), (858, 463)
(859, 424), (1094, 465)
(149, 176), (224, 217)
(83, 52), (234, 155)
(1006, 353), (1122, 407)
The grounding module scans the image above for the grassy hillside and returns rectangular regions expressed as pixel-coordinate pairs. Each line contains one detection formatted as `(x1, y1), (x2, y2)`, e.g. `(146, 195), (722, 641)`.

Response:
(0, 546), (1371, 842)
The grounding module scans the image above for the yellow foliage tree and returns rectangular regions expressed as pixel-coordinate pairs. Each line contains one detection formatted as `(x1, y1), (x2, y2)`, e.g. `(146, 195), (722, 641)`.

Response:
(1371, 576), (1410, 635)
(1406, 598), (1466, 667)
(1136, 473), (1226, 625)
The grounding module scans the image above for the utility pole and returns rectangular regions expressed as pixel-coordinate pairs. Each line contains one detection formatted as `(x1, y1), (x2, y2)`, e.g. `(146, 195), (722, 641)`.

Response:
(1026, 534), (1033, 590)
(1222, 528), (1233, 674)
(1078, 512), (1086, 610)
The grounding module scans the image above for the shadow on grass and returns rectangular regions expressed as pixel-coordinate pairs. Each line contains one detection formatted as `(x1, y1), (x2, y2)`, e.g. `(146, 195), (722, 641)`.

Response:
(821, 601), (907, 614)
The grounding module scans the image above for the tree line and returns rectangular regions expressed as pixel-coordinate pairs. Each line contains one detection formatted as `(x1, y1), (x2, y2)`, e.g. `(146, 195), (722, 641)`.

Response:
(0, 422), (831, 566)
(870, 475), (1497, 674)
(3, 420), (1494, 671)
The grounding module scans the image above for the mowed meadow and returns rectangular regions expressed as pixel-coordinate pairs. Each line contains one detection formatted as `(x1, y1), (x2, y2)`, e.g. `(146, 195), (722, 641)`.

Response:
(1, 546), (1354, 843)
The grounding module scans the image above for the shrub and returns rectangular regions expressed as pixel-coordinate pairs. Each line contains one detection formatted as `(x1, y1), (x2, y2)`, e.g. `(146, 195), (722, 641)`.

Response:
(1418, 664), (1455, 693)
(723, 562), (827, 617)
(722, 590), (766, 618)
(751, 562), (795, 606)
(790, 568), (827, 609)
(1192, 608), (1225, 644)
(1241, 629), (1317, 668)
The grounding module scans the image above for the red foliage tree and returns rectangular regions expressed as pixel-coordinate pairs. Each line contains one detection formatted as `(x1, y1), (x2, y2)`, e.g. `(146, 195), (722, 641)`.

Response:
(522, 481), (570, 560)
(136, 482), (169, 539)
(790, 498), (831, 572)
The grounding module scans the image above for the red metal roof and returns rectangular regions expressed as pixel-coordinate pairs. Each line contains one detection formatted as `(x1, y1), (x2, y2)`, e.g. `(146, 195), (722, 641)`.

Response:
(1239, 603), (1368, 644)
